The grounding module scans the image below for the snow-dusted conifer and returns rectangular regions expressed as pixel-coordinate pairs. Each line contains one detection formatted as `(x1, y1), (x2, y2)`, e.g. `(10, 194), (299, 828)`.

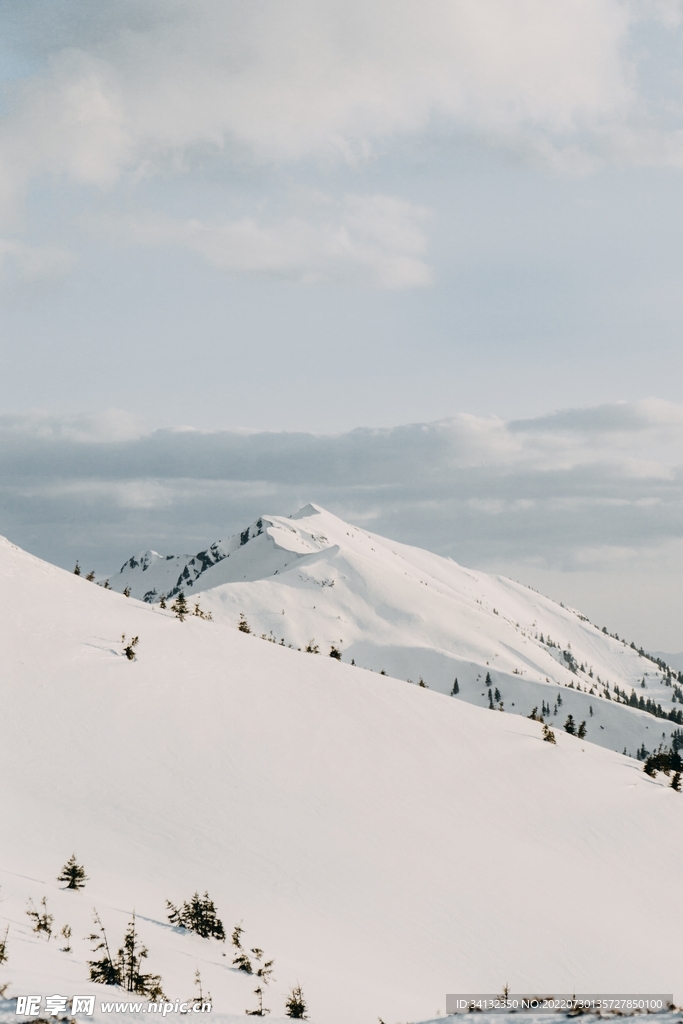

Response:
(26, 896), (53, 939)
(564, 715), (576, 735)
(238, 613), (251, 633)
(285, 984), (308, 1018)
(58, 853), (88, 889)
(166, 892), (225, 940)
(451, 678), (459, 695)
(577, 721), (587, 739)
(172, 593), (188, 621)
(73, 562), (81, 576)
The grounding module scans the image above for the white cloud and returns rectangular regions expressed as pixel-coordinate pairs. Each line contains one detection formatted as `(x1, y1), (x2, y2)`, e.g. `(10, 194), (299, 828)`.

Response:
(0, 238), (76, 285)
(100, 193), (432, 288)
(0, 0), (663, 218)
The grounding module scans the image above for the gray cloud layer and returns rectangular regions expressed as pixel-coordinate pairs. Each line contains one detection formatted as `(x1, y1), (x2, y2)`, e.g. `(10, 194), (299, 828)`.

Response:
(1, 398), (680, 566)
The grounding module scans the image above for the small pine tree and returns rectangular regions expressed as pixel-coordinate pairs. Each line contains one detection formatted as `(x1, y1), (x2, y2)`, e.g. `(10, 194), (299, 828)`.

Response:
(60, 924), (72, 952)
(329, 646), (342, 660)
(123, 585), (131, 598)
(73, 562), (81, 576)
(88, 911), (164, 996)
(26, 896), (53, 939)
(671, 771), (681, 792)
(285, 984), (307, 1019)
(238, 613), (252, 633)
(577, 720), (587, 739)
(0, 924), (8, 965)
(494, 687), (501, 703)
(485, 672), (492, 687)
(86, 570), (96, 582)
(488, 688), (494, 710)
(451, 678), (459, 696)
(58, 853), (88, 890)
(172, 593), (188, 621)
(121, 635), (139, 661)
(542, 724), (556, 744)
(166, 892), (225, 940)
(159, 595), (167, 609)
(418, 677), (427, 687)
(564, 715), (576, 735)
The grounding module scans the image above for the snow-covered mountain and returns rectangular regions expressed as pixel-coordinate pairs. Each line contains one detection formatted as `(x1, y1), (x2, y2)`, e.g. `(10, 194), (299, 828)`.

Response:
(2, 532), (683, 1022)
(106, 504), (683, 759)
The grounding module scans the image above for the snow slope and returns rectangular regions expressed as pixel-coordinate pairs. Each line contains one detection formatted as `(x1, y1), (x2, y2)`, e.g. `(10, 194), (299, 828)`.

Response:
(106, 505), (683, 758)
(1, 534), (683, 1023)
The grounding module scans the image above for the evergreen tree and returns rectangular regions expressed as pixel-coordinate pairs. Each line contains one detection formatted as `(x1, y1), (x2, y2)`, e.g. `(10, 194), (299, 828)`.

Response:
(123, 585), (131, 598)
(88, 911), (164, 997)
(26, 896), (53, 939)
(488, 688), (494, 710)
(0, 924), (8, 965)
(485, 672), (492, 687)
(73, 562), (81, 576)
(159, 595), (167, 609)
(238, 613), (251, 633)
(285, 984), (308, 1018)
(172, 593), (188, 621)
(451, 678), (460, 696)
(494, 687), (501, 703)
(564, 715), (576, 735)
(59, 924), (72, 952)
(57, 853), (88, 890)
(542, 724), (556, 744)
(671, 771), (681, 792)
(329, 646), (342, 660)
(166, 892), (225, 940)
(121, 635), (139, 661)
(86, 570), (96, 582)
(577, 720), (587, 739)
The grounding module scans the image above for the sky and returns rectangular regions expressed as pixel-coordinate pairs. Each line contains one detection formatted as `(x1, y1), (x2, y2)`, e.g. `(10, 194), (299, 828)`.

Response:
(1, 1), (683, 650)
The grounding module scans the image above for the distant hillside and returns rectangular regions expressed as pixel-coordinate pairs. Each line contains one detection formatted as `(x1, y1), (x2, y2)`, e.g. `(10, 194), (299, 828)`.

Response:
(106, 504), (683, 758)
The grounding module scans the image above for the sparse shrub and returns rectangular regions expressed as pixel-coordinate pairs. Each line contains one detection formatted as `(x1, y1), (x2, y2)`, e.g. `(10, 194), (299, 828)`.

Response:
(542, 724), (556, 744)
(121, 634), (139, 660)
(528, 707), (543, 722)
(285, 984), (308, 1018)
(193, 602), (213, 620)
(26, 896), (53, 939)
(166, 892), (225, 940)
(418, 677), (427, 687)
(305, 640), (319, 654)
(58, 853), (88, 890)
(0, 924), (8, 964)
(86, 570), (96, 582)
(329, 646), (342, 660)
(245, 947), (274, 1016)
(238, 613), (252, 633)
(171, 593), (189, 621)
(123, 585), (131, 597)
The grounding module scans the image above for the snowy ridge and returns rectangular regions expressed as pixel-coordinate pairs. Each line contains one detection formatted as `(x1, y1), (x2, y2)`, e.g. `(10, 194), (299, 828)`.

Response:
(1, 533), (682, 1021)
(106, 505), (683, 758)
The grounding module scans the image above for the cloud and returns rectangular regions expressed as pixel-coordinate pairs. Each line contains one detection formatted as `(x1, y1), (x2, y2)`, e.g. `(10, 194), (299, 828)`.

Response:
(0, 0), (673, 220)
(0, 238), (76, 286)
(2, 399), (683, 575)
(101, 193), (432, 288)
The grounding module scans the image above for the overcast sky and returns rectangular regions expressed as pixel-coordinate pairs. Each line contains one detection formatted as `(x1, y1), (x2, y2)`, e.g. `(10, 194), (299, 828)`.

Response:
(1, 2), (683, 649)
